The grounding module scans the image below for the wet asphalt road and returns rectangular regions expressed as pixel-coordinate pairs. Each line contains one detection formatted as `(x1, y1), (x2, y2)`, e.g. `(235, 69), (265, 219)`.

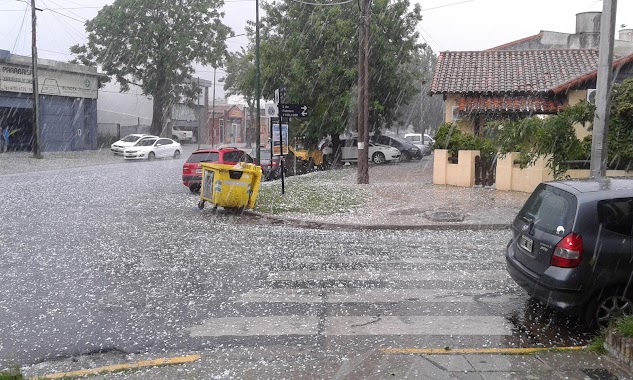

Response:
(0, 154), (591, 369)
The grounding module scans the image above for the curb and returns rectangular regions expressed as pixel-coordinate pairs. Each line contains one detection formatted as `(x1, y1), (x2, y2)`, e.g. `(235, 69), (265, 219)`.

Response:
(380, 346), (586, 355)
(36, 354), (201, 379)
(244, 211), (511, 231)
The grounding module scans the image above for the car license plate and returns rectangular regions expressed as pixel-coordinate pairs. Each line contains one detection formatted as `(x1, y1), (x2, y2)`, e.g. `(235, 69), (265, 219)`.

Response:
(196, 169), (202, 174)
(519, 235), (533, 252)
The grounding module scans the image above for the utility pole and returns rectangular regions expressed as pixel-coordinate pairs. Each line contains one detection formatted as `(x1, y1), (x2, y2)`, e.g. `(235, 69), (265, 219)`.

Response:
(356, 0), (370, 184)
(210, 67), (217, 148)
(31, 0), (42, 158)
(590, 0), (617, 178)
(254, 0), (261, 164)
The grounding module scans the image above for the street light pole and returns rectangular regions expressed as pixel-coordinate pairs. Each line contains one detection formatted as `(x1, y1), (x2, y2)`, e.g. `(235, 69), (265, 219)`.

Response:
(31, 0), (42, 158)
(211, 67), (216, 148)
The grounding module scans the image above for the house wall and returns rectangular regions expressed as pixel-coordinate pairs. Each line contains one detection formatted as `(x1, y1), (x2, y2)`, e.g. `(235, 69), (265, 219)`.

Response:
(433, 149), (478, 187)
(445, 95), (475, 134)
(436, 150), (631, 193)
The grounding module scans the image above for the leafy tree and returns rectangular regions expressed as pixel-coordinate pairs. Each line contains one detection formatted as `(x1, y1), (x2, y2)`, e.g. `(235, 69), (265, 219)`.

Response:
(254, 0), (423, 146)
(606, 78), (633, 169)
(390, 46), (443, 135)
(71, 0), (231, 136)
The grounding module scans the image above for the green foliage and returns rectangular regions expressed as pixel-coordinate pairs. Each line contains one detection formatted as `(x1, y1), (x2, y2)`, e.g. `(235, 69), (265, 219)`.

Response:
(615, 315), (633, 337)
(253, 0), (424, 142)
(432, 123), (496, 159)
(485, 102), (594, 179)
(607, 78), (633, 168)
(71, 0), (231, 136)
(586, 334), (607, 355)
(0, 368), (23, 380)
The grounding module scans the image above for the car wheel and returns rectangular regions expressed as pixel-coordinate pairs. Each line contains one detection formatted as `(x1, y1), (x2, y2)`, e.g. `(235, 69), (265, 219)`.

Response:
(402, 151), (411, 161)
(148, 152), (156, 161)
(585, 287), (633, 330)
(172, 136), (180, 143)
(372, 152), (386, 164)
(189, 185), (200, 193)
(173, 150), (181, 159)
(307, 159), (314, 172)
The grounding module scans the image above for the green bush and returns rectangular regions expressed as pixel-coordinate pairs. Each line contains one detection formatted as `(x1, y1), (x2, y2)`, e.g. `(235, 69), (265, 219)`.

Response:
(432, 123), (496, 160)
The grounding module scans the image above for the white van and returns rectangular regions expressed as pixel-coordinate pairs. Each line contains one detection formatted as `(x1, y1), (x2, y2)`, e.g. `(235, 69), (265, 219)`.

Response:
(404, 133), (434, 155)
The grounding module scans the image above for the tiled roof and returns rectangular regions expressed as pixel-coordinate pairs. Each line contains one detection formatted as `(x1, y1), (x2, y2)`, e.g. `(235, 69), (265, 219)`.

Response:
(430, 49), (600, 95)
(458, 96), (562, 114)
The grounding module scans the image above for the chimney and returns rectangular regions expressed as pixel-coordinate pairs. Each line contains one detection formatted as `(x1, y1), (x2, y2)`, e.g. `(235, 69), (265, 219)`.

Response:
(572, 12), (601, 49)
(576, 12), (601, 34)
(619, 29), (633, 42)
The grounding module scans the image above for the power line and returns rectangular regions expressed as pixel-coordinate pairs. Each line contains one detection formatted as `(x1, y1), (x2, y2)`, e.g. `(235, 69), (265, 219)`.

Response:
(11, 4), (28, 53)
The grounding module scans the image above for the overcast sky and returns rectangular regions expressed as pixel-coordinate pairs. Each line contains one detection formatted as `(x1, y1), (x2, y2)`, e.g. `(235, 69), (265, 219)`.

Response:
(0, 0), (631, 97)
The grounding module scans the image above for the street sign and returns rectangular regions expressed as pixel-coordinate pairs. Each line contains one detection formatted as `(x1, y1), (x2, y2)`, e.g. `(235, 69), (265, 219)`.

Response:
(280, 103), (309, 118)
(265, 103), (278, 117)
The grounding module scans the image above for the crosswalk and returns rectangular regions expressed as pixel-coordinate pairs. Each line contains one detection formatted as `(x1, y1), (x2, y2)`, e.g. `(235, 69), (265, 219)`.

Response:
(187, 231), (520, 344)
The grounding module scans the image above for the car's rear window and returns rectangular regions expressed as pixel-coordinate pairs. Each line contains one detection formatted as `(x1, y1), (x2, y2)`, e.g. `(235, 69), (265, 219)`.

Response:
(222, 151), (245, 162)
(517, 184), (577, 236)
(187, 152), (219, 163)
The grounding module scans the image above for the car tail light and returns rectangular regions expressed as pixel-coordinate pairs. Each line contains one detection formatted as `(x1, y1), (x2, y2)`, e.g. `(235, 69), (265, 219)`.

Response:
(551, 233), (583, 268)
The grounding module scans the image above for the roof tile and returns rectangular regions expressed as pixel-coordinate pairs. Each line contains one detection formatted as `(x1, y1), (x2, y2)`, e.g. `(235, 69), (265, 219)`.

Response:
(430, 49), (599, 95)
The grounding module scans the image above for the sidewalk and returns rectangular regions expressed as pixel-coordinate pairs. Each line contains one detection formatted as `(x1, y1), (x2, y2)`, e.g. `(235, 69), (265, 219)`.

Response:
(22, 347), (633, 379)
(251, 157), (530, 230)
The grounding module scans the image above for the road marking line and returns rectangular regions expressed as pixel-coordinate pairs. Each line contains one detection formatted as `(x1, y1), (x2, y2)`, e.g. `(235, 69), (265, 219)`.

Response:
(239, 288), (506, 303)
(268, 269), (508, 282)
(188, 316), (319, 337)
(187, 316), (510, 337)
(380, 346), (586, 355)
(326, 316), (511, 336)
(38, 354), (201, 379)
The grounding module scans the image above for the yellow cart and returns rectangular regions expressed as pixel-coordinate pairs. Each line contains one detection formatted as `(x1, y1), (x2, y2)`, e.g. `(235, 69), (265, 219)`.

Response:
(197, 162), (262, 212)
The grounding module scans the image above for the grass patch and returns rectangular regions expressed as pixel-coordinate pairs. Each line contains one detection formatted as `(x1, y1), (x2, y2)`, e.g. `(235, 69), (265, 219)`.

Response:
(615, 315), (633, 337)
(0, 369), (23, 380)
(254, 168), (369, 215)
(587, 334), (608, 355)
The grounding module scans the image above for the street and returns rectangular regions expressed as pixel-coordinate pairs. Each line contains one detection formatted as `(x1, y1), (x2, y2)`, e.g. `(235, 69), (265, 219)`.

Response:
(0, 151), (591, 372)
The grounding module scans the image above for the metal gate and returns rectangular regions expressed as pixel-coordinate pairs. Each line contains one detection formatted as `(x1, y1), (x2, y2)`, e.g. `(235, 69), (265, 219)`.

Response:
(475, 155), (496, 186)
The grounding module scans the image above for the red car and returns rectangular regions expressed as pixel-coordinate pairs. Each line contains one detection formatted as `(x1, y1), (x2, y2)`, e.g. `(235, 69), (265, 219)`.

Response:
(182, 147), (255, 193)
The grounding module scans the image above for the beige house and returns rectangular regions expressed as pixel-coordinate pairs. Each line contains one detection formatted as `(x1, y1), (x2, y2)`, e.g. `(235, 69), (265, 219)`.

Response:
(430, 49), (633, 140)
(429, 12), (633, 140)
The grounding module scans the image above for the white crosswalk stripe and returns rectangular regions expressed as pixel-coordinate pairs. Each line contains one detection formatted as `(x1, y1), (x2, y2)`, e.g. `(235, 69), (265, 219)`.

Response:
(267, 269), (509, 282)
(188, 233), (516, 340)
(239, 288), (505, 303)
(188, 315), (511, 337)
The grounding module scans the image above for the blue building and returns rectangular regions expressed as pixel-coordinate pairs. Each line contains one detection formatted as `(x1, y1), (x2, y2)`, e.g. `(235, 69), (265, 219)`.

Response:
(0, 50), (100, 152)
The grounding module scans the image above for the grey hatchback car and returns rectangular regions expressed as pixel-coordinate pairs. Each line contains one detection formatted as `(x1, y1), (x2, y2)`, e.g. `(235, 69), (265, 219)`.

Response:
(506, 178), (633, 330)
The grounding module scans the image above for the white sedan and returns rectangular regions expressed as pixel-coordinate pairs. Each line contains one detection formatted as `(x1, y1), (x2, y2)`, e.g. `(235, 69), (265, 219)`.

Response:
(123, 137), (182, 160)
(110, 133), (154, 155)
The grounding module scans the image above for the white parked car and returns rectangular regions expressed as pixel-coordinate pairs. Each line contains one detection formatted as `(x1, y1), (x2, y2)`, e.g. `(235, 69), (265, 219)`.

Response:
(322, 138), (401, 164)
(172, 126), (193, 143)
(123, 137), (182, 160)
(110, 133), (154, 155)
